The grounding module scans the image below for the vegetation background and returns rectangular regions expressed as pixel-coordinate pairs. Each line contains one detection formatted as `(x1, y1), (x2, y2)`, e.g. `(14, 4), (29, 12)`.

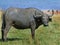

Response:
(0, 0), (60, 45)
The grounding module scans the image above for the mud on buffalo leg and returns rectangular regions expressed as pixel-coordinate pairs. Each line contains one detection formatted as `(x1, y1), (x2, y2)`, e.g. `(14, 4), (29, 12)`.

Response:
(1, 22), (11, 41)
(30, 20), (36, 39)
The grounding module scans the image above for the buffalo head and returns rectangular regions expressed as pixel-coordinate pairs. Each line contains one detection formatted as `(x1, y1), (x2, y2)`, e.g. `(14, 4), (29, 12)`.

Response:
(33, 10), (54, 27)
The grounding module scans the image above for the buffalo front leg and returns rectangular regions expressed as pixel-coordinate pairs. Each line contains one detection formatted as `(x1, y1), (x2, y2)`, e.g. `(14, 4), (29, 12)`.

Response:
(30, 20), (36, 39)
(2, 23), (11, 41)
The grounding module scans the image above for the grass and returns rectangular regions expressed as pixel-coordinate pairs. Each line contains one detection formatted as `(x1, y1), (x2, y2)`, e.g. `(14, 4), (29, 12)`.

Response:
(0, 14), (60, 45)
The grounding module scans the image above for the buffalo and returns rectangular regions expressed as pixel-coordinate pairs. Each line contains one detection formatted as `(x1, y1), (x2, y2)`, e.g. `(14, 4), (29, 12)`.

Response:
(1, 7), (53, 41)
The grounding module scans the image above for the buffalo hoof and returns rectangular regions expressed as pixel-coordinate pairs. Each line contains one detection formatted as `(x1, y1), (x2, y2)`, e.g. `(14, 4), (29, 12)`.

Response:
(2, 38), (7, 42)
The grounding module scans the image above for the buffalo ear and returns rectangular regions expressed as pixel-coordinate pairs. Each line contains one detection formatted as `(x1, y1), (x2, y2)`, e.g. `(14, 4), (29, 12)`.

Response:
(47, 14), (52, 22)
(49, 17), (52, 22)
(48, 10), (54, 22)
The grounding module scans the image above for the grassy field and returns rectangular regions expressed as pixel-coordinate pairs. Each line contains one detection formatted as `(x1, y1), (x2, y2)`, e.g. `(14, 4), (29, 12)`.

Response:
(0, 13), (60, 45)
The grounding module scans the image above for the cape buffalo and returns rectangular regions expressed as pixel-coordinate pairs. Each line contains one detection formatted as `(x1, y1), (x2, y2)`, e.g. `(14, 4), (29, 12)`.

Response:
(1, 7), (53, 41)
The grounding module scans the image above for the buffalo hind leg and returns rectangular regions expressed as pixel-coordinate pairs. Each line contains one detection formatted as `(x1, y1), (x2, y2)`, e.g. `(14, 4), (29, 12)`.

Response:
(2, 22), (11, 41)
(1, 22), (6, 41)
(30, 20), (36, 39)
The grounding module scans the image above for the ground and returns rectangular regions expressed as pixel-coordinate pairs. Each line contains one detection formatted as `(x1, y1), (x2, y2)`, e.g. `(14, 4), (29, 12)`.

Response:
(0, 13), (60, 45)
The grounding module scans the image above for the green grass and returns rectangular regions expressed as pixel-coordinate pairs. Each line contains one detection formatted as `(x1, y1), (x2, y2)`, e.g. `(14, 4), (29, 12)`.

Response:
(0, 15), (60, 45)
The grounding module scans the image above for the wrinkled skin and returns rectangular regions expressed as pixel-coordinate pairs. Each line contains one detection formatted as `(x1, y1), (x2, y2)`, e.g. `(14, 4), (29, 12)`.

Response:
(1, 7), (53, 41)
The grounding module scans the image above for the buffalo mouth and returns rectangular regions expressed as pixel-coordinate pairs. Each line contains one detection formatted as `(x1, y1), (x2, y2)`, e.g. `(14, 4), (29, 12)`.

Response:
(44, 24), (48, 26)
